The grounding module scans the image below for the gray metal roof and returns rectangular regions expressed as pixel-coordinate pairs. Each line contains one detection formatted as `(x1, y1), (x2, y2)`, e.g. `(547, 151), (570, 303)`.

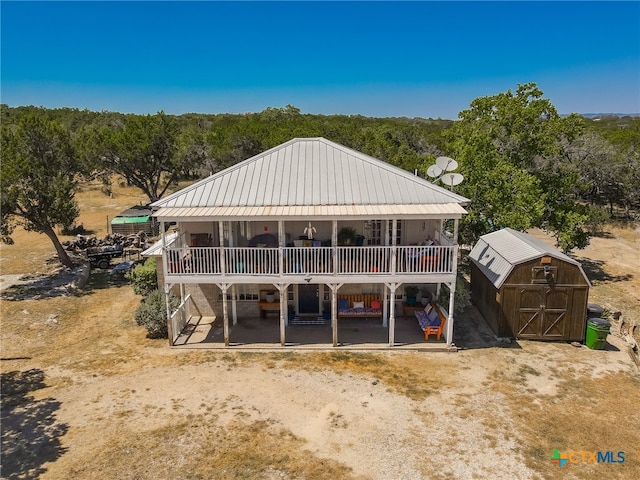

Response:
(141, 231), (179, 257)
(152, 138), (469, 220)
(468, 228), (590, 288)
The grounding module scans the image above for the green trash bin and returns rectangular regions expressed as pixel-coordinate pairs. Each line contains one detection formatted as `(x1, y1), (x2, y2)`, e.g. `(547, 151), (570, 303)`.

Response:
(585, 318), (611, 350)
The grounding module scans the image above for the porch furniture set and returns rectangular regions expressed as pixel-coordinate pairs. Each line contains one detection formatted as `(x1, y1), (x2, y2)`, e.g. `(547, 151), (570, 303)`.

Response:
(415, 303), (446, 341)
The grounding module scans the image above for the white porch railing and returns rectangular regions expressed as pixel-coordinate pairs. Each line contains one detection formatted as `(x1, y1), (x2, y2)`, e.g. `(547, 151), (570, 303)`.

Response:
(165, 245), (456, 276)
(169, 293), (192, 343)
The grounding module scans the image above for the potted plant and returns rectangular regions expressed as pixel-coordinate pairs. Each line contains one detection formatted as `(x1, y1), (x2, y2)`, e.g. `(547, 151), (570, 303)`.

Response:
(265, 290), (276, 303)
(337, 226), (357, 246)
(405, 285), (419, 306)
(420, 287), (433, 306)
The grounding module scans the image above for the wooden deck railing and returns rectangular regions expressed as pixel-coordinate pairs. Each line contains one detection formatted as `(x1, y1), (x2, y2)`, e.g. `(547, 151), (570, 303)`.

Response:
(165, 245), (456, 276)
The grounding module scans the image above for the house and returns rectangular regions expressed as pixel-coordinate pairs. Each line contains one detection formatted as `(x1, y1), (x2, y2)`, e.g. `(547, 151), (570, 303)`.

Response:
(147, 137), (470, 347)
(468, 228), (591, 341)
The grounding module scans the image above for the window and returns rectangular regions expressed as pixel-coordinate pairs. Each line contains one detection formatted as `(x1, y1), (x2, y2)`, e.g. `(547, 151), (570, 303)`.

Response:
(217, 285), (259, 301)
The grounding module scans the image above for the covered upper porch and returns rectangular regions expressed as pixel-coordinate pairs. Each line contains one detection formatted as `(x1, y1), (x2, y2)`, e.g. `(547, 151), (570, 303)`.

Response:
(159, 217), (460, 283)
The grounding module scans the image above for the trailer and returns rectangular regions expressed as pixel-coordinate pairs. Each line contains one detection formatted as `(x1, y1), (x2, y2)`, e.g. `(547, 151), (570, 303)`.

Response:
(86, 244), (124, 269)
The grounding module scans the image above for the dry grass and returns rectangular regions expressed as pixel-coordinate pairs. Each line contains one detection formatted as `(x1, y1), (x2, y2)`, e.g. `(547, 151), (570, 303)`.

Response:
(487, 356), (640, 480)
(263, 351), (459, 401)
(58, 416), (365, 480)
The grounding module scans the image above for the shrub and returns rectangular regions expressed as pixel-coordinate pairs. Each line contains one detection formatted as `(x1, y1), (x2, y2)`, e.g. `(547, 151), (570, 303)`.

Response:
(128, 257), (158, 296)
(134, 289), (178, 339)
(437, 276), (471, 314)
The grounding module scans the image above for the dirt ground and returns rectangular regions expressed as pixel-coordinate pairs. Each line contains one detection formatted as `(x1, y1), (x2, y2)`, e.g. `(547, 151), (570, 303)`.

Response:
(1, 182), (639, 480)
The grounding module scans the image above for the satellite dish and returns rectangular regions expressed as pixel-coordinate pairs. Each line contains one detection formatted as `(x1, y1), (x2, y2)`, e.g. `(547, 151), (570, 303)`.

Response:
(426, 165), (443, 178)
(440, 173), (464, 186)
(436, 156), (458, 171)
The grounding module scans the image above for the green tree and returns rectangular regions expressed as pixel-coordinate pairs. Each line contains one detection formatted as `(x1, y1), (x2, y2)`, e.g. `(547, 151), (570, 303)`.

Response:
(1, 115), (81, 268)
(446, 83), (590, 251)
(86, 112), (180, 203)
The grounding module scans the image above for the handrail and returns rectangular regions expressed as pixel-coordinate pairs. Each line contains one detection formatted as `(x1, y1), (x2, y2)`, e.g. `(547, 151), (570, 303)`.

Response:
(164, 245), (455, 276)
(170, 293), (192, 344)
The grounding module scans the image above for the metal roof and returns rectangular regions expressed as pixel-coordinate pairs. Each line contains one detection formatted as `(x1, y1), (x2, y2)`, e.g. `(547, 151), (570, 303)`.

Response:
(468, 228), (590, 288)
(141, 231), (179, 257)
(152, 138), (469, 220)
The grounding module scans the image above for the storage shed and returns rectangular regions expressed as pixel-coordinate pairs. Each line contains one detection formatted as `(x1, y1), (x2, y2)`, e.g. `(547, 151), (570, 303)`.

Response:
(469, 228), (590, 341)
(111, 205), (159, 236)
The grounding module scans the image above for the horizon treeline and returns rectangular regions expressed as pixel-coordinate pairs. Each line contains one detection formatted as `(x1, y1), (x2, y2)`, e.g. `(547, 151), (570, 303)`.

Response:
(1, 96), (638, 253)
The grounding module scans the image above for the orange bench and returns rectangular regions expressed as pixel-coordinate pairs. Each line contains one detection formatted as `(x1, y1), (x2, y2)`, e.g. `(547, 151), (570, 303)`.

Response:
(415, 303), (447, 341)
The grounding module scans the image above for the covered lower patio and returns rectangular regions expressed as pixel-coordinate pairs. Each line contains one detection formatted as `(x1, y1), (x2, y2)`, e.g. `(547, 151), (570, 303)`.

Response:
(172, 314), (454, 351)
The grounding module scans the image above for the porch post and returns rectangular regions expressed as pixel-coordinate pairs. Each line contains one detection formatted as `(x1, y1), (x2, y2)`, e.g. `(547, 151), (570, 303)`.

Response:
(218, 283), (230, 346)
(332, 220), (338, 275)
(386, 282), (398, 346)
(227, 224), (237, 325)
(446, 279), (456, 347)
(382, 288), (389, 328)
(390, 219), (397, 277)
(328, 283), (342, 347)
(277, 283), (290, 346)
(278, 220), (285, 277)
(231, 284), (238, 326)
(453, 218), (460, 245)
(218, 221), (226, 275)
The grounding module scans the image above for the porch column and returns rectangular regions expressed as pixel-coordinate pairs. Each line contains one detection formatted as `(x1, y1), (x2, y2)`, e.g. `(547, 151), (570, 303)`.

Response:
(218, 283), (231, 346)
(278, 220), (285, 277)
(385, 282), (398, 346)
(218, 221), (226, 275)
(332, 220), (338, 275)
(390, 219), (397, 277)
(277, 283), (290, 346)
(446, 279), (456, 348)
(328, 283), (342, 347)
(231, 284), (238, 326)
(453, 218), (460, 246)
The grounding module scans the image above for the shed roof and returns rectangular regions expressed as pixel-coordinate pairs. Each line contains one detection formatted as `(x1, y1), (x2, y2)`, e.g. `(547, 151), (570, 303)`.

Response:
(152, 137), (469, 220)
(468, 228), (590, 288)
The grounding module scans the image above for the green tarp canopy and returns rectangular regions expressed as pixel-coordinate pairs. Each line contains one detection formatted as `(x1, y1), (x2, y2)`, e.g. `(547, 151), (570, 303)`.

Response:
(111, 216), (150, 224)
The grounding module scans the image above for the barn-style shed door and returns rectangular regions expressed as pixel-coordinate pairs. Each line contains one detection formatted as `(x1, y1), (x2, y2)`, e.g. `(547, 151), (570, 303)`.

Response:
(515, 286), (570, 340)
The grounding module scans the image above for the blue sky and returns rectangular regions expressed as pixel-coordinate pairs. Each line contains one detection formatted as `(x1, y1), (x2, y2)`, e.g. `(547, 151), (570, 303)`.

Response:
(2, 1), (639, 119)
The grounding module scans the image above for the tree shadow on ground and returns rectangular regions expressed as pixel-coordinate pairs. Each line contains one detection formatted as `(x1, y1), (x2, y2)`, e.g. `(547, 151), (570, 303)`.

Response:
(0, 368), (68, 479)
(1, 265), (130, 301)
(574, 257), (634, 284)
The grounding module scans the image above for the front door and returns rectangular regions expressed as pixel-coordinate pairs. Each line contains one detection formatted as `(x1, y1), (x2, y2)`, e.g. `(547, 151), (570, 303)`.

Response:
(298, 284), (319, 314)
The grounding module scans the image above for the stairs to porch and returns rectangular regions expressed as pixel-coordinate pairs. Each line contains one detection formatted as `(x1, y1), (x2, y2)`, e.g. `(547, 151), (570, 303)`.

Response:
(289, 315), (328, 325)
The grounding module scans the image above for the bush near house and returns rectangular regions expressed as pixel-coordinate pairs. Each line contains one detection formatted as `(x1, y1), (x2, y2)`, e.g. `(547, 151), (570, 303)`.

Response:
(134, 289), (179, 339)
(128, 257), (158, 296)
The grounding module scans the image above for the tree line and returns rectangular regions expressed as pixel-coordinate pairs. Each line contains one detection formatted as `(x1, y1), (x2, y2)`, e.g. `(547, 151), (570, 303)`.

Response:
(1, 83), (638, 267)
